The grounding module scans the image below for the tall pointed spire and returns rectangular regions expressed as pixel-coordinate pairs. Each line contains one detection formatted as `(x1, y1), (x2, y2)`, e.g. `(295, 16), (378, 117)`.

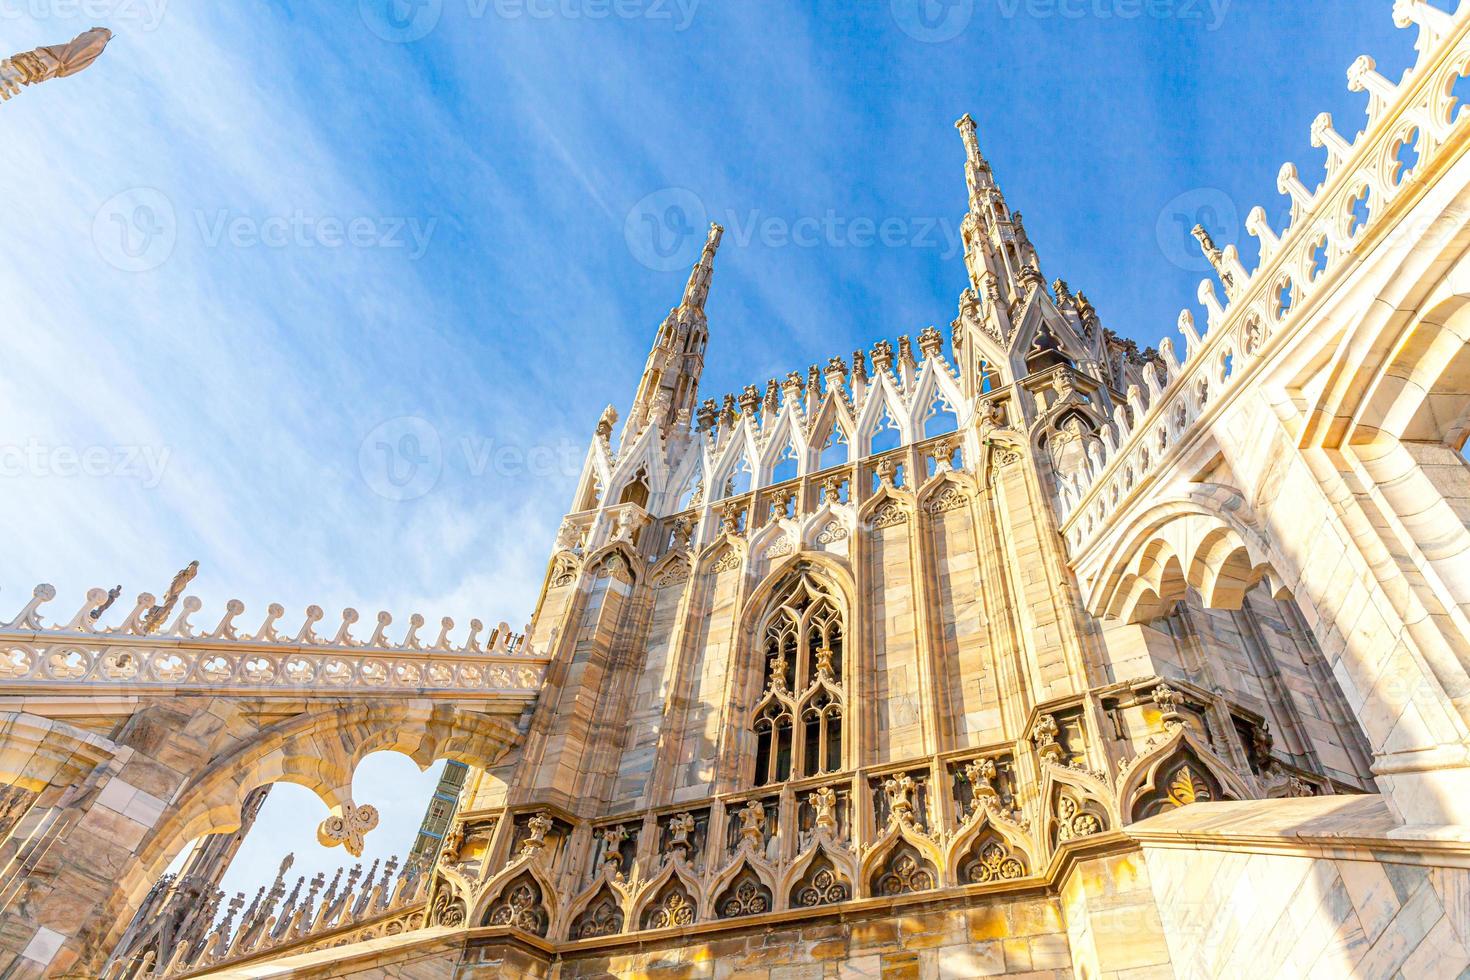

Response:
(955, 113), (995, 209)
(954, 112), (1040, 303)
(622, 222), (725, 444)
(680, 223), (723, 316)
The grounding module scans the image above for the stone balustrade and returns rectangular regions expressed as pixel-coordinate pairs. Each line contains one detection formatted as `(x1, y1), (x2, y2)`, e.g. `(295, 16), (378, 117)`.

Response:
(1056, 2), (1470, 552)
(0, 584), (549, 697)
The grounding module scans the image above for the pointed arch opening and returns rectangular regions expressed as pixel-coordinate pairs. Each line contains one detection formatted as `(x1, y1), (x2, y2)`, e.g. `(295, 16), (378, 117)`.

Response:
(749, 568), (847, 787)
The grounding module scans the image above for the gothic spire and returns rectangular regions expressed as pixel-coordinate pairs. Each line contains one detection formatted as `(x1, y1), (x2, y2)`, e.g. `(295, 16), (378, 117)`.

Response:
(680, 222), (724, 316)
(621, 222), (725, 445)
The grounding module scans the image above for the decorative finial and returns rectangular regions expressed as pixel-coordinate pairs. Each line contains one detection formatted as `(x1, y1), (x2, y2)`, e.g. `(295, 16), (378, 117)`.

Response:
(680, 222), (725, 314)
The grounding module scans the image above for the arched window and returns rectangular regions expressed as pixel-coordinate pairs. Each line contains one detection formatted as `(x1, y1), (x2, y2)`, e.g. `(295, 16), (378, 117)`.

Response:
(751, 570), (846, 786)
(619, 467), (651, 509)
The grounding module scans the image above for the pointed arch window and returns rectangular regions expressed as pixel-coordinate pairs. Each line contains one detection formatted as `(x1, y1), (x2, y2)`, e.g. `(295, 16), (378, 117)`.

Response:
(751, 570), (846, 786)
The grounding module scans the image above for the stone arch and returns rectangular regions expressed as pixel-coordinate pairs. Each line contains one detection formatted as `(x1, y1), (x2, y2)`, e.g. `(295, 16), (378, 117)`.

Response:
(582, 542), (643, 587)
(1087, 494), (1288, 623)
(859, 483), (913, 530)
(1347, 291), (1470, 449)
(915, 468), (979, 513)
(479, 870), (552, 936)
(735, 558), (856, 786)
(1037, 762), (1116, 855)
(865, 837), (940, 898)
(103, 702), (522, 959)
(634, 864), (701, 930)
(1116, 724), (1253, 824)
(710, 859), (775, 919)
(783, 845), (854, 910)
(565, 880), (626, 940)
(942, 809), (1038, 888)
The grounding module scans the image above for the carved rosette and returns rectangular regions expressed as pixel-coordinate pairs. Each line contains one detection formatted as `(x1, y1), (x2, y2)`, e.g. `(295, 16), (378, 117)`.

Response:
(485, 874), (549, 936)
(571, 886), (624, 939)
(792, 852), (850, 907)
(871, 842), (937, 896)
(715, 868), (772, 919)
(641, 880), (697, 930)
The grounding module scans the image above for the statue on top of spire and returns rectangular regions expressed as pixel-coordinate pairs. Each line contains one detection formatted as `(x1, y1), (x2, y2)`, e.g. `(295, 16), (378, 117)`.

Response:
(0, 27), (112, 103)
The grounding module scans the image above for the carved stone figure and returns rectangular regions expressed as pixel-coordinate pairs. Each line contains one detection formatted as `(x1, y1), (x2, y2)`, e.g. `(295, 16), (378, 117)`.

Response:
(1, 27), (111, 101)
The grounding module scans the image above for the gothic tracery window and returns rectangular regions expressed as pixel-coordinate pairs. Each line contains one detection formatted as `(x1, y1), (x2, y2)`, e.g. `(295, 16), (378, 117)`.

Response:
(752, 570), (846, 786)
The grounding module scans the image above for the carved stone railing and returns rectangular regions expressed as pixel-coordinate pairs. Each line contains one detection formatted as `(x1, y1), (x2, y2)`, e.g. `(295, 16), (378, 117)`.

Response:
(1057, 0), (1470, 553)
(0, 584), (549, 698)
(102, 853), (429, 979)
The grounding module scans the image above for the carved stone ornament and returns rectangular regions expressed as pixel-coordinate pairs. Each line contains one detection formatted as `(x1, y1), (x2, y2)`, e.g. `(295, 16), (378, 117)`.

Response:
(873, 843), (936, 896)
(711, 549), (742, 573)
(924, 484), (969, 515)
(810, 786), (839, 834)
(1054, 788), (1106, 844)
(716, 868), (771, 918)
(667, 812), (696, 859)
(793, 853), (849, 907)
(432, 892), (466, 928)
(816, 519), (848, 544)
(642, 881), (696, 929)
(519, 812), (553, 856)
(960, 832), (1028, 884)
(965, 757), (1000, 813)
(486, 875), (549, 936)
(651, 554), (691, 589)
(551, 554), (580, 588)
(883, 773), (917, 827)
(1031, 714), (1065, 764)
(735, 801), (766, 847)
(317, 801), (379, 857)
(572, 887), (624, 939)
(869, 500), (908, 529)
(763, 536), (794, 559)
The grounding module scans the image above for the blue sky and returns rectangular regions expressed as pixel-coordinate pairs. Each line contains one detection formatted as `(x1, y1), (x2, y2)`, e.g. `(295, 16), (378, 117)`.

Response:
(0, 0), (1421, 898)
